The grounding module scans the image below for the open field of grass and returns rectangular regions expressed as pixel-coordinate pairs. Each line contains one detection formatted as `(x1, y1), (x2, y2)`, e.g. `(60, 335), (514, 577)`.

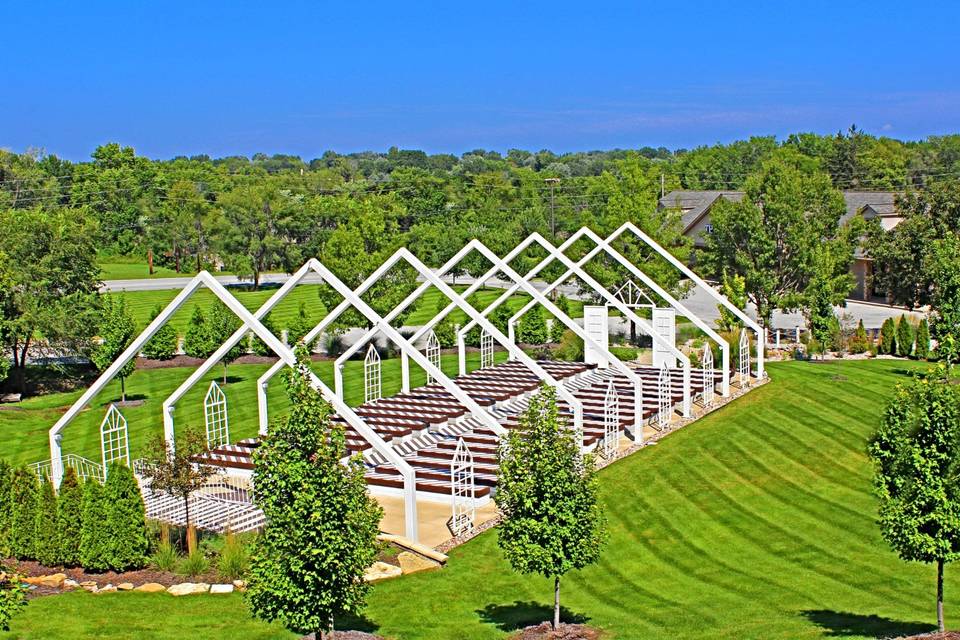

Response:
(110, 283), (572, 335)
(3, 359), (956, 640)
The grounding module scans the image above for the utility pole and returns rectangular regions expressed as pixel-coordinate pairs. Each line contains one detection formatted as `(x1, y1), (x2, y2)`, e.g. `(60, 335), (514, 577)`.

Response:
(544, 177), (560, 241)
(660, 173), (665, 199)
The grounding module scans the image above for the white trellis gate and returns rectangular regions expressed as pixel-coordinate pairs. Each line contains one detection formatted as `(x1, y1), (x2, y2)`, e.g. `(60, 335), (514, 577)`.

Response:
(480, 329), (494, 369)
(657, 364), (671, 429)
(738, 329), (750, 386)
(100, 404), (130, 475)
(204, 380), (230, 449)
(702, 345), (715, 407)
(364, 343), (382, 403)
(450, 438), (475, 535)
(425, 330), (441, 384)
(603, 379), (620, 459)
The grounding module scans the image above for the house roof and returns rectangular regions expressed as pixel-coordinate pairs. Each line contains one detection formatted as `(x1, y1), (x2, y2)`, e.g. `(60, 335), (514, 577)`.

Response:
(839, 191), (898, 225)
(658, 190), (744, 233)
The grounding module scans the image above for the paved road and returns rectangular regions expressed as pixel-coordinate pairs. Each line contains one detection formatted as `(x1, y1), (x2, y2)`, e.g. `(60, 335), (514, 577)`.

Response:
(101, 272), (921, 332)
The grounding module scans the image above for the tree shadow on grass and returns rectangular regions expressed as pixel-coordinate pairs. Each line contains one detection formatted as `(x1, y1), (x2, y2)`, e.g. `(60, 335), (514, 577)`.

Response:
(333, 611), (379, 634)
(801, 609), (934, 638)
(477, 601), (589, 632)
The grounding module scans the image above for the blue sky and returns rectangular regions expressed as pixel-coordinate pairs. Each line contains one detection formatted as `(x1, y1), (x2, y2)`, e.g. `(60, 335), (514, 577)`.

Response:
(3, 1), (959, 160)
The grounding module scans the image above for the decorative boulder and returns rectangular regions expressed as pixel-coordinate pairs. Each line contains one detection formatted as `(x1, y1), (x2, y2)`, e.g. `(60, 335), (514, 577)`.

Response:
(397, 551), (441, 575)
(209, 584), (234, 594)
(134, 583), (167, 593)
(167, 582), (210, 596)
(363, 561), (402, 582)
(117, 582), (135, 591)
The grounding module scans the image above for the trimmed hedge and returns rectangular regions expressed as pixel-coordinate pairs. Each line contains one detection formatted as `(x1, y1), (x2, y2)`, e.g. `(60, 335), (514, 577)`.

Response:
(102, 463), (149, 571)
(34, 479), (59, 566)
(56, 467), (83, 566)
(80, 479), (110, 571)
(8, 468), (38, 560)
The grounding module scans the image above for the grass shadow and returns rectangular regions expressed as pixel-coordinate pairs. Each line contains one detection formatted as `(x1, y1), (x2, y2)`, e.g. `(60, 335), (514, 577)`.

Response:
(476, 601), (588, 632)
(333, 611), (379, 634)
(801, 609), (934, 638)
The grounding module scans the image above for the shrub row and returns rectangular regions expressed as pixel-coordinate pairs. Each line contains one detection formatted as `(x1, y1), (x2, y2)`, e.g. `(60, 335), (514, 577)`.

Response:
(0, 462), (149, 572)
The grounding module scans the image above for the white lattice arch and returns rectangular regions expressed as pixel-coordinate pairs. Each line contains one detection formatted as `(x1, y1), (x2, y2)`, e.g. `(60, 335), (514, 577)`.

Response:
(450, 438), (475, 535)
(657, 364), (671, 429)
(480, 329), (494, 369)
(425, 330), (441, 384)
(603, 380), (620, 459)
(702, 345), (715, 407)
(364, 343), (382, 403)
(100, 404), (129, 475)
(204, 381), (230, 449)
(739, 329), (750, 386)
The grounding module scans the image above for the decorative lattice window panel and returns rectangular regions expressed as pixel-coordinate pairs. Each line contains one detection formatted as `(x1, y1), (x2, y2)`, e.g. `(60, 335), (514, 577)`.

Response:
(364, 343), (382, 403)
(702, 344), (715, 407)
(739, 329), (750, 386)
(425, 330), (441, 384)
(450, 438), (476, 536)
(657, 364), (671, 429)
(204, 380), (230, 449)
(603, 379), (620, 459)
(100, 404), (130, 475)
(480, 329), (494, 369)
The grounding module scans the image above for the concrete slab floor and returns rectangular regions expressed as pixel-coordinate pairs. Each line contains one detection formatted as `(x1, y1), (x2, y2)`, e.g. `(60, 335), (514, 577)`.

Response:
(376, 495), (500, 548)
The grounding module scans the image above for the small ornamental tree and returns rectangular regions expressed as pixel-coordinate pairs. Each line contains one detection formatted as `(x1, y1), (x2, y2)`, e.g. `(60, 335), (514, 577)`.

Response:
(34, 478), (59, 566)
(56, 467), (83, 566)
(251, 312), (279, 356)
(495, 384), (608, 630)
(138, 424), (217, 552)
(434, 319), (456, 348)
(79, 479), (110, 572)
(869, 371), (960, 632)
(879, 317), (896, 355)
(208, 301), (246, 383)
(0, 563), (27, 632)
(246, 350), (383, 640)
(90, 295), (137, 402)
(0, 460), (11, 556)
(896, 315), (915, 358)
(849, 319), (870, 354)
(917, 318), (932, 361)
(142, 304), (179, 360)
(102, 463), (149, 571)
(183, 305), (214, 358)
(8, 468), (38, 560)
(517, 306), (548, 345)
(286, 301), (314, 350)
(716, 273), (747, 332)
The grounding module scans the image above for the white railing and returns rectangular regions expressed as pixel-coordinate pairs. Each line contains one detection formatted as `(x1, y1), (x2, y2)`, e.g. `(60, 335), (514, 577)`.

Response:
(31, 454), (104, 483)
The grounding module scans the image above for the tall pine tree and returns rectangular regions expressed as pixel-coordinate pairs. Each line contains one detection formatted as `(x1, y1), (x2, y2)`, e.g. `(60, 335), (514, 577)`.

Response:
(8, 468), (38, 560)
(56, 467), (83, 566)
(79, 479), (110, 572)
(33, 479), (59, 566)
(102, 464), (149, 571)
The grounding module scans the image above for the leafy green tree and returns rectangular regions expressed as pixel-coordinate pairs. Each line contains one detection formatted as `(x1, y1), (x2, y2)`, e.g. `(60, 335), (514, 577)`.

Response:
(849, 320), (870, 354)
(926, 236), (960, 365)
(0, 461), (10, 556)
(142, 304), (179, 360)
(701, 151), (854, 325)
(495, 385), (607, 630)
(33, 479), (59, 566)
(433, 319), (456, 349)
(207, 301), (246, 383)
(250, 312), (279, 356)
(286, 301), (314, 349)
(0, 563), (27, 632)
(79, 479), (110, 572)
(879, 318), (896, 355)
(916, 318), (931, 360)
(102, 463), (149, 571)
(183, 305), (214, 358)
(56, 467), (83, 566)
(90, 295), (137, 402)
(0, 207), (100, 394)
(9, 468), (38, 559)
(896, 315), (915, 358)
(247, 351), (383, 639)
(869, 373), (960, 632)
(716, 273), (747, 332)
(517, 306), (548, 345)
(138, 424), (216, 552)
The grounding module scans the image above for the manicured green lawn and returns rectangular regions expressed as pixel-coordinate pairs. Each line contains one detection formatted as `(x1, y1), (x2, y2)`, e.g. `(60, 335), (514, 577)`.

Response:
(5, 360), (945, 640)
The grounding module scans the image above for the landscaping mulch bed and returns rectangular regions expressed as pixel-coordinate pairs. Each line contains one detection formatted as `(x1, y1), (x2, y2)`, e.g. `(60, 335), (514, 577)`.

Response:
(901, 633), (960, 640)
(7, 558), (220, 596)
(301, 632), (384, 640)
(511, 622), (602, 639)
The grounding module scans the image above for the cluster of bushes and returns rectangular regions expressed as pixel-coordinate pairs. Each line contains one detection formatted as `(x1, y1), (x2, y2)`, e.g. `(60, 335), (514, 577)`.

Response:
(878, 315), (931, 359)
(0, 461), (149, 573)
(149, 528), (251, 581)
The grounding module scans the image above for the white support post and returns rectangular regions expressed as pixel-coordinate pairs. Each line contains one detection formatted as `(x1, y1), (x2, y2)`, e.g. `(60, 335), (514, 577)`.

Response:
(776, 328), (781, 350)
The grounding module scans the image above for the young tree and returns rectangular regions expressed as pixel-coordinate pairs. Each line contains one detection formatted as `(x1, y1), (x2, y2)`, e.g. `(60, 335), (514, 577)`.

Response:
(138, 424), (217, 553)
(142, 304), (179, 360)
(849, 319), (870, 354)
(495, 385), (608, 630)
(250, 312), (279, 356)
(207, 301), (246, 383)
(56, 467), (83, 566)
(916, 318), (931, 361)
(517, 306), (548, 345)
(8, 468), (38, 560)
(716, 273), (748, 332)
(896, 315), (915, 358)
(246, 351), (383, 640)
(79, 479), (110, 572)
(102, 463), (149, 571)
(90, 295), (137, 402)
(183, 305), (214, 358)
(869, 372), (960, 632)
(0, 564), (27, 632)
(34, 479), (59, 566)
(286, 301), (314, 349)
(879, 317), (896, 355)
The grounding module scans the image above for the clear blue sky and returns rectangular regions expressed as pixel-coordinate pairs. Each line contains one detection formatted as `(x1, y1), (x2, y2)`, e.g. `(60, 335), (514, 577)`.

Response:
(4, 1), (959, 161)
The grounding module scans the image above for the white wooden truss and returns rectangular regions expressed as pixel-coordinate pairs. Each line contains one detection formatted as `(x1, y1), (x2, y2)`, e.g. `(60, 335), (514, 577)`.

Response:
(204, 380), (230, 449)
(602, 379), (620, 459)
(657, 364), (672, 429)
(450, 438), (476, 535)
(364, 343), (382, 403)
(425, 330), (441, 384)
(702, 344), (715, 407)
(738, 329), (750, 386)
(100, 404), (130, 475)
(480, 328), (494, 369)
